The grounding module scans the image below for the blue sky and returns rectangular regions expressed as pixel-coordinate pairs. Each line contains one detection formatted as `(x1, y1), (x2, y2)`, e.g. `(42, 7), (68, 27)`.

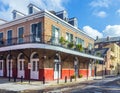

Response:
(0, 0), (120, 39)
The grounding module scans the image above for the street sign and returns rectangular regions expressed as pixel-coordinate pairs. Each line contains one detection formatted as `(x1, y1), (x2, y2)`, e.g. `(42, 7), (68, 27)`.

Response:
(28, 63), (32, 69)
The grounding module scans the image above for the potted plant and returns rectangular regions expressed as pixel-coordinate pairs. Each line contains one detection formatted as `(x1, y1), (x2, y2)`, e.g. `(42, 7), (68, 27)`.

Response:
(76, 44), (83, 52)
(79, 74), (83, 78)
(67, 41), (74, 49)
(59, 37), (66, 45)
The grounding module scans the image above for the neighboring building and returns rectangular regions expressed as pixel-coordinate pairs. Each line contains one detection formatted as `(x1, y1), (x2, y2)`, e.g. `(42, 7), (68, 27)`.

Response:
(95, 37), (120, 75)
(0, 3), (103, 81)
(94, 48), (112, 76)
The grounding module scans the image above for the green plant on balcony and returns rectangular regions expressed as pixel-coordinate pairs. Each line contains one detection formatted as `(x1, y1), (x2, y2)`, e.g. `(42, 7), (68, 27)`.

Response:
(59, 37), (66, 45)
(67, 41), (74, 48)
(76, 44), (83, 52)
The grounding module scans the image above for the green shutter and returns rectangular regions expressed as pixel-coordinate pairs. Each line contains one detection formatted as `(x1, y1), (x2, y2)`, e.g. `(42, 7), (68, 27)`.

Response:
(37, 22), (41, 37)
(31, 24), (35, 35)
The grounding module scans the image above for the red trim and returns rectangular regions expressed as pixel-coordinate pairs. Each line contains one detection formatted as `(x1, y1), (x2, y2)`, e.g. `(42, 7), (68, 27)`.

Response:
(61, 69), (74, 79)
(44, 68), (54, 81)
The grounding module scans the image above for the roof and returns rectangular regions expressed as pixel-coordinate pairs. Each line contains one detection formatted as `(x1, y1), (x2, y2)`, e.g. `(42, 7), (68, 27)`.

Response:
(94, 48), (110, 57)
(95, 36), (120, 44)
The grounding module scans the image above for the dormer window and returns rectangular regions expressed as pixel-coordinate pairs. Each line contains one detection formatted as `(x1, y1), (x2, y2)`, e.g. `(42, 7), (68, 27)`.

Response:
(13, 12), (16, 19)
(29, 6), (33, 14)
(28, 3), (42, 15)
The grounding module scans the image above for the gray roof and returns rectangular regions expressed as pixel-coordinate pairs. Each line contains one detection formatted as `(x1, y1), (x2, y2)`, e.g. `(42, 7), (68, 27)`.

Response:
(94, 48), (109, 57)
(95, 36), (120, 44)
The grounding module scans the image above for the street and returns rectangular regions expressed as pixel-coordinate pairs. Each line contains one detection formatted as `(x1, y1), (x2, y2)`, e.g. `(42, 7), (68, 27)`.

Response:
(47, 76), (120, 93)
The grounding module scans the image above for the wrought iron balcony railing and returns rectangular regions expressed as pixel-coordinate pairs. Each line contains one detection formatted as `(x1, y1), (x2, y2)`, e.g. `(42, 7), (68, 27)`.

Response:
(0, 35), (97, 56)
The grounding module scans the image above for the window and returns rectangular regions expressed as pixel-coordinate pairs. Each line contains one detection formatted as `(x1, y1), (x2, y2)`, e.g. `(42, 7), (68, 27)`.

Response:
(0, 33), (3, 45)
(13, 12), (16, 19)
(37, 61), (39, 71)
(0, 62), (2, 70)
(88, 43), (93, 50)
(66, 32), (73, 42)
(52, 26), (60, 44)
(76, 37), (84, 47)
(7, 30), (12, 45)
(29, 7), (33, 14)
(31, 22), (42, 42)
(18, 27), (24, 43)
(33, 61), (36, 71)
(20, 61), (22, 70)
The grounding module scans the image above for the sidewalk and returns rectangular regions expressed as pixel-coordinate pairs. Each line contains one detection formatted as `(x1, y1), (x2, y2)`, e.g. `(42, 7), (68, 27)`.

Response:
(0, 76), (118, 93)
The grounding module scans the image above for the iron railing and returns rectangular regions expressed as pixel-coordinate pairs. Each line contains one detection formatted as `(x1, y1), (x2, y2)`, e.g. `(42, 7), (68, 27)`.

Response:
(0, 34), (97, 56)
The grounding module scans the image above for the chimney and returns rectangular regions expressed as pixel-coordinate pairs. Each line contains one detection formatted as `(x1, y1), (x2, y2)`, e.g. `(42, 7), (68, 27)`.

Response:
(56, 10), (68, 21)
(68, 17), (78, 28)
(12, 10), (26, 19)
(107, 36), (110, 41)
(28, 3), (42, 14)
(0, 19), (7, 25)
(96, 36), (99, 40)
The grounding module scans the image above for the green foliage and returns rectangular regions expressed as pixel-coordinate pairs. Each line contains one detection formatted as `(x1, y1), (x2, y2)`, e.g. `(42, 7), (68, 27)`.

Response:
(59, 37), (66, 45)
(71, 75), (76, 79)
(76, 44), (83, 52)
(67, 42), (74, 48)
(79, 74), (83, 78)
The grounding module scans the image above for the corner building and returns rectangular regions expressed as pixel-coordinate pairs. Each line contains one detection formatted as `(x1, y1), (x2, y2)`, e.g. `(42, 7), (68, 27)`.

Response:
(0, 4), (103, 81)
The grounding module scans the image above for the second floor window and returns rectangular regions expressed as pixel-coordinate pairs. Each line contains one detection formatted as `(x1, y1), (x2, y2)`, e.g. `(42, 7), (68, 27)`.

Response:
(76, 37), (84, 47)
(7, 30), (12, 45)
(18, 27), (24, 43)
(88, 43), (93, 50)
(31, 22), (42, 42)
(52, 26), (60, 44)
(0, 33), (3, 45)
(66, 32), (73, 42)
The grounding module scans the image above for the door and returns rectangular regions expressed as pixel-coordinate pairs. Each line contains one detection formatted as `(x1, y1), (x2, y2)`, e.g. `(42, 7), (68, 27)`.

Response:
(54, 63), (61, 79)
(31, 59), (39, 79)
(52, 26), (59, 45)
(7, 60), (12, 77)
(7, 30), (12, 45)
(18, 60), (24, 78)
(0, 60), (3, 76)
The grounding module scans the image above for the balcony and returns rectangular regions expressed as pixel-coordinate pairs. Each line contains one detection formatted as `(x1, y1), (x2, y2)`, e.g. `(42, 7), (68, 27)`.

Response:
(0, 35), (103, 60)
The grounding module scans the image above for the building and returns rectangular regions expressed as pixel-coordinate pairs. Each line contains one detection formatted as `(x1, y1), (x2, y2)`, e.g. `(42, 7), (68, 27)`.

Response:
(94, 48), (112, 76)
(0, 3), (103, 81)
(95, 37), (120, 75)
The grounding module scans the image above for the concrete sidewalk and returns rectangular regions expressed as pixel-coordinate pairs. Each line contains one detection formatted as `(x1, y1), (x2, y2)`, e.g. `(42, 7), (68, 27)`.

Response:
(0, 76), (118, 93)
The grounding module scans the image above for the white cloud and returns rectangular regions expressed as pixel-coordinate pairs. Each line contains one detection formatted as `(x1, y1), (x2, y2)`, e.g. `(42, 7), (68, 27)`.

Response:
(0, 0), (68, 21)
(103, 25), (120, 37)
(93, 11), (107, 18)
(116, 9), (120, 16)
(90, 0), (111, 8)
(83, 26), (103, 39)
